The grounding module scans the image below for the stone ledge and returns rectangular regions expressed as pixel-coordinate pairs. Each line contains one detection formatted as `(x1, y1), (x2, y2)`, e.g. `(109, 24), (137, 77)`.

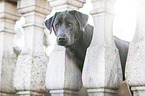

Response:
(132, 87), (145, 91)
(23, 23), (44, 29)
(0, 29), (15, 34)
(17, 91), (45, 95)
(49, 90), (78, 95)
(18, 5), (52, 15)
(49, 0), (85, 8)
(0, 92), (15, 96)
(87, 88), (118, 94)
(90, 8), (114, 15)
(0, 12), (19, 21)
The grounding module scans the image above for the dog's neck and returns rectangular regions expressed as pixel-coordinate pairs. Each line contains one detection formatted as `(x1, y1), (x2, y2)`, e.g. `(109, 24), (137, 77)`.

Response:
(65, 34), (87, 71)
(66, 33), (87, 54)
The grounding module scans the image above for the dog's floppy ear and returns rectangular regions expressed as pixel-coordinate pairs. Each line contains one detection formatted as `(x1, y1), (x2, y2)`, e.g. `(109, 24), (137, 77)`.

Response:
(45, 12), (59, 34)
(70, 10), (88, 31)
(45, 17), (53, 34)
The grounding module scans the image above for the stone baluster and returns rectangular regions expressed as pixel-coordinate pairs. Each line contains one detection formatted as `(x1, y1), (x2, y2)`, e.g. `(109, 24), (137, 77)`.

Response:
(125, 1), (145, 96)
(48, 0), (86, 11)
(82, 0), (123, 96)
(45, 0), (86, 96)
(13, 0), (51, 95)
(0, 1), (19, 96)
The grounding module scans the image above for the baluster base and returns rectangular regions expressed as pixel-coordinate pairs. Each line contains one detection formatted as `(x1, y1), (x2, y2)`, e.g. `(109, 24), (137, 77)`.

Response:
(16, 91), (45, 96)
(87, 88), (118, 96)
(0, 92), (15, 96)
(132, 87), (145, 96)
(49, 90), (78, 96)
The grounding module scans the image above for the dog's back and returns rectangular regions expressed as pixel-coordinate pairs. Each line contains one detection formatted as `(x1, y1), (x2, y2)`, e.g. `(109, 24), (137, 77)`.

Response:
(83, 24), (93, 48)
(114, 36), (129, 80)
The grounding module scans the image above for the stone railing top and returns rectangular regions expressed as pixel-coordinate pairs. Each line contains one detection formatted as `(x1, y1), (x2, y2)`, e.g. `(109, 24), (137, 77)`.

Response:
(48, 0), (86, 3)
(47, 0), (86, 10)
(90, 0), (116, 15)
(18, 0), (52, 15)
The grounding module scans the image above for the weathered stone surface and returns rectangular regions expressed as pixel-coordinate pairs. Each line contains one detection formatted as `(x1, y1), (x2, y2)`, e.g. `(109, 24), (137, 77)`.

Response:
(13, 27), (48, 94)
(46, 46), (82, 90)
(48, 0), (86, 11)
(18, 0), (52, 15)
(13, 0), (51, 95)
(82, 0), (122, 96)
(125, 1), (145, 96)
(45, 0), (86, 96)
(13, 49), (48, 91)
(0, 1), (18, 95)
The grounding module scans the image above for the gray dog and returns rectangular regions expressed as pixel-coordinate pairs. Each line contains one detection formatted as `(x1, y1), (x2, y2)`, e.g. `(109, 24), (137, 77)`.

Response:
(45, 10), (129, 81)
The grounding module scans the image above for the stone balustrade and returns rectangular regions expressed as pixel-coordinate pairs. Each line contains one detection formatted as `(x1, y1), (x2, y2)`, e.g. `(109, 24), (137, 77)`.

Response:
(13, 0), (51, 95)
(0, 0), (145, 96)
(48, 0), (86, 11)
(0, 0), (19, 95)
(125, 0), (145, 96)
(45, 0), (86, 96)
(82, 0), (123, 96)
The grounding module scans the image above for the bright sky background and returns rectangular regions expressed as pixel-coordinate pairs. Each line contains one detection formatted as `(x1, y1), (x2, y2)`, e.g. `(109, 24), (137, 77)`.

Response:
(79, 0), (136, 42)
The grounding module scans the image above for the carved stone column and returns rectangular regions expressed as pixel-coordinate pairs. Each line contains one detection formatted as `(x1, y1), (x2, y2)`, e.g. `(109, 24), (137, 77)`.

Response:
(82, 0), (123, 96)
(13, 0), (51, 95)
(0, 1), (19, 95)
(125, 1), (145, 96)
(45, 0), (86, 96)
(48, 0), (86, 11)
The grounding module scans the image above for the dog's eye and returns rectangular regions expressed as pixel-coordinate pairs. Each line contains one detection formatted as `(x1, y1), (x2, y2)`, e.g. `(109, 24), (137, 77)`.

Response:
(68, 23), (72, 27)
(55, 24), (59, 28)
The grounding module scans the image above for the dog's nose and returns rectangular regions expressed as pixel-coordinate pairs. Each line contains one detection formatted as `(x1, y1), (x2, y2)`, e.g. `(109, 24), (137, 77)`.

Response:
(58, 37), (66, 41)
(57, 35), (67, 46)
(58, 35), (66, 42)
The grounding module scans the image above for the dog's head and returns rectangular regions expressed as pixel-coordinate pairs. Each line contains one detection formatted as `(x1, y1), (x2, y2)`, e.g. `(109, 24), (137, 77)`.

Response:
(45, 10), (88, 46)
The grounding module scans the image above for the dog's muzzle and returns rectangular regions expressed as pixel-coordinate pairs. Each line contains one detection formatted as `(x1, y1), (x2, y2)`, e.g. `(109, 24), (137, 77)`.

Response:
(57, 34), (67, 46)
